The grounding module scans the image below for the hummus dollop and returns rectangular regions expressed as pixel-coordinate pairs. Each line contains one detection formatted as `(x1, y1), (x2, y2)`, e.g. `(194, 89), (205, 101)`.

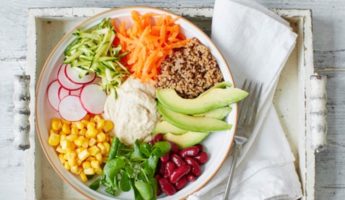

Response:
(104, 77), (157, 145)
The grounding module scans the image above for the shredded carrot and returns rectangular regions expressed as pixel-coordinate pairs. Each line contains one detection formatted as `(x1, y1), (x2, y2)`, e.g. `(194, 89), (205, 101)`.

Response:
(112, 10), (189, 81)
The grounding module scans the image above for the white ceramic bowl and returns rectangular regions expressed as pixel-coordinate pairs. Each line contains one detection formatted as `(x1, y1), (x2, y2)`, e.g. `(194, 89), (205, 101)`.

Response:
(36, 7), (238, 200)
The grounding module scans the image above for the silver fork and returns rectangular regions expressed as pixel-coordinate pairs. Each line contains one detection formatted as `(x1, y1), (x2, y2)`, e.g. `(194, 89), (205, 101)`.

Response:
(223, 80), (263, 200)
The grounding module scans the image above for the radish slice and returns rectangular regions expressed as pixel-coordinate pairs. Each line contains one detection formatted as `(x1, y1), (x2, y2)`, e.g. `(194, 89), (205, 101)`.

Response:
(80, 84), (107, 114)
(65, 64), (96, 84)
(47, 80), (61, 111)
(59, 95), (87, 121)
(57, 64), (84, 90)
(70, 88), (81, 96)
(58, 87), (70, 100)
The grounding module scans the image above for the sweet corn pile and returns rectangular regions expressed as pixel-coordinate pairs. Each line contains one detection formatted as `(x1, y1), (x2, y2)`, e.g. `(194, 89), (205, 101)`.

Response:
(48, 114), (114, 182)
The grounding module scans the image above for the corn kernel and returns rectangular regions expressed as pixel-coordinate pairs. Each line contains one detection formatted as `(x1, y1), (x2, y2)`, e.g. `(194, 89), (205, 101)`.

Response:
(88, 146), (100, 156)
(85, 128), (97, 138)
(71, 127), (78, 135)
(74, 136), (84, 147)
(89, 138), (97, 146)
(82, 138), (89, 149)
(88, 156), (96, 162)
(103, 120), (114, 132)
(95, 153), (102, 162)
(96, 119), (105, 130)
(103, 142), (110, 153)
(71, 166), (81, 175)
(51, 118), (62, 131)
(80, 172), (88, 182)
(58, 154), (65, 163)
(66, 134), (78, 142)
(84, 168), (95, 175)
(79, 128), (87, 136)
(90, 160), (100, 169)
(76, 147), (84, 154)
(66, 152), (77, 164)
(64, 162), (70, 170)
(97, 143), (106, 155)
(93, 115), (102, 121)
(60, 135), (66, 143)
(56, 146), (65, 154)
(87, 122), (96, 130)
(82, 161), (91, 169)
(81, 119), (89, 126)
(75, 121), (85, 130)
(96, 132), (106, 143)
(61, 119), (71, 125)
(61, 139), (72, 150)
(78, 149), (89, 162)
(48, 133), (60, 146)
(62, 123), (71, 134)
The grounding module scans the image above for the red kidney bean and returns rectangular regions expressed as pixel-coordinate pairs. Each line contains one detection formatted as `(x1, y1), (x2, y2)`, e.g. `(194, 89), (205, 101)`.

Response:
(187, 174), (196, 182)
(194, 152), (209, 164)
(195, 144), (204, 152)
(171, 154), (186, 167)
(155, 175), (162, 196)
(160, 153), (170, 163)
(175, 177), (188, 190)
(164, 161), (176, 178)
(159, 162), (166, 175)
(170, 165), (191, 183)
(179, 146), (200, 157)
(185, 157), (201, 176)
(159, 178), (176, 195)
(169, 141), (179, 153)
(152, 134), (164, 144)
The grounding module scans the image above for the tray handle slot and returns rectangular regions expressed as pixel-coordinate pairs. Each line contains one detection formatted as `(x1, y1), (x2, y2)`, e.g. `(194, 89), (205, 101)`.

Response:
(13, 74), (31, 150)
(310, 74), (327, 152)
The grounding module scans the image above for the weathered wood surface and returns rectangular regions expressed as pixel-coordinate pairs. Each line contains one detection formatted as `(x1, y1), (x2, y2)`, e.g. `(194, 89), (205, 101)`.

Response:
(0, 0), (344, 200)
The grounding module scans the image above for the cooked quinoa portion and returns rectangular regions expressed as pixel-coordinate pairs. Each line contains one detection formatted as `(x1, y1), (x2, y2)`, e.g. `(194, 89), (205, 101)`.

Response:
(156, 38), (223, 99)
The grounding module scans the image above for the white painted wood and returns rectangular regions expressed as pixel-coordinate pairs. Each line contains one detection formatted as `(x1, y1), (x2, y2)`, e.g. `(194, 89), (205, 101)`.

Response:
(0, 1), (343, 200)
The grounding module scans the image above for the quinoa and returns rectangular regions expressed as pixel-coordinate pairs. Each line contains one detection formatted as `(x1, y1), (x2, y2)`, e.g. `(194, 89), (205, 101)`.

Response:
(156, 38), (223, 98)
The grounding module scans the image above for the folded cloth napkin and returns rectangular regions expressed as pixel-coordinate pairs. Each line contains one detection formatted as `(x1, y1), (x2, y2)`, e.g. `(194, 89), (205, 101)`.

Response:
(187, 0), (302, 199)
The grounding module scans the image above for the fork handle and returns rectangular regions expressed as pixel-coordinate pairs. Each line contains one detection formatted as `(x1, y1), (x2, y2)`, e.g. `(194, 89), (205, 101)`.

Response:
(223, 142), (242, 200)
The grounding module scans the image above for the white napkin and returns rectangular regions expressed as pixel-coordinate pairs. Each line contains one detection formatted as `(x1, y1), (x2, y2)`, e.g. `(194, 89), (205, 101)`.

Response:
(187, 0), (302, 199)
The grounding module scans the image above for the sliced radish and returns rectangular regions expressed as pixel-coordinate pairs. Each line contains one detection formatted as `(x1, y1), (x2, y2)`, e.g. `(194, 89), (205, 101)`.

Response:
(65, 64), (96, 84)
(80, 84), (107, 114)
(58, 87), (70, 100)
(57, 64), (84, 90)
(47, 80), (61, 111)
(70, 88), (81, 96)
(59, 95), (87, 121)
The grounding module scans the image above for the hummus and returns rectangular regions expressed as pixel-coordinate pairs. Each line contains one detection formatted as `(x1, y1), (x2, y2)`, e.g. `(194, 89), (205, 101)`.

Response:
(104, 77), (157, 145)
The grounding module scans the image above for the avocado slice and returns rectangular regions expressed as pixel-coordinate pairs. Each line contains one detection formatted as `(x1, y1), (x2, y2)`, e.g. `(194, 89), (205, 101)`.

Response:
(158, 104), (232, 132)
(153, 121), (187, 135)
(195, 106), (232, 120)
(157, 87), (248, 115)
(163, 132), (209, 148)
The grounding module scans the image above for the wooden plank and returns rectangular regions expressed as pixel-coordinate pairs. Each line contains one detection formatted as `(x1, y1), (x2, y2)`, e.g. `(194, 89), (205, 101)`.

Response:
(1, 0), (345, 70)
(315, 70), (345, 199)
(0, 61), (26, 199)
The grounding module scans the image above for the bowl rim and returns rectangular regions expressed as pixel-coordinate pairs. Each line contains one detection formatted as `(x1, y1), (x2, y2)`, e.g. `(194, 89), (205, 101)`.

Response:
(35, 6), (238, 200)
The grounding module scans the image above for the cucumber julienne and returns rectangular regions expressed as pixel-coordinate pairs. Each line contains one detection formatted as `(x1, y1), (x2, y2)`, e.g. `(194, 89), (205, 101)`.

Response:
(64, 18), (128, 97)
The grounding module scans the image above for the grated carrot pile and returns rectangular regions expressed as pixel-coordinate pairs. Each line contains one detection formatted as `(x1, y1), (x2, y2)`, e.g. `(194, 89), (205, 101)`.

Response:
(112, 11), (189, 82)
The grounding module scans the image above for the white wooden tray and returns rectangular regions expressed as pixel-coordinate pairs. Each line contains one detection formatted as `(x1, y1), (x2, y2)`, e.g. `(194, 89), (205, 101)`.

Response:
(23, 7), (326, 200)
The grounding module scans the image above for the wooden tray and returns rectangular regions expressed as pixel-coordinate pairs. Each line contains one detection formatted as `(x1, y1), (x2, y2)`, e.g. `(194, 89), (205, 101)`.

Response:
(23, 7), (326, 200)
